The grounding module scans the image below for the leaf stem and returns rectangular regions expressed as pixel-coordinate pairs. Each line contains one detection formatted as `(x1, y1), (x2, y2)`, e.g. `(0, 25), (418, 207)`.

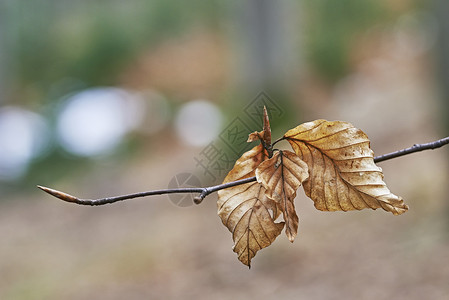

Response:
(38, 136), (449, 205)
(271, 136), (284, 147)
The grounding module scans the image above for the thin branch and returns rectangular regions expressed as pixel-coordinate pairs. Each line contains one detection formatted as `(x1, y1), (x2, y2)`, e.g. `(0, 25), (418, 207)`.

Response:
(193, 176), (257, 204)
(37, 176), (257, 206)
(37, 185), (204, 206)
(38, 136), (449, 206)
(373, 136), (449, 163)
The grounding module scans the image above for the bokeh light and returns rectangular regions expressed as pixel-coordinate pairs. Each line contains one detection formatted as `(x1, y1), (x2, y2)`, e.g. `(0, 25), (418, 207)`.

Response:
(0, 106), (50, 181)
(56, 87), (144, 157)
(174, 100), (222, 147)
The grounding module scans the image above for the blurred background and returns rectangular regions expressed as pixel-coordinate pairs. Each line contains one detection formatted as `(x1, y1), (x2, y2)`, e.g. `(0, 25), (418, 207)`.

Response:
(1, 0), (449, 299)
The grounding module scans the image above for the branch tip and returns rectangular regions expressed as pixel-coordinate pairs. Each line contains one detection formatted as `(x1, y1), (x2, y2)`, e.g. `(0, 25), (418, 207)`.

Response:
(37, 185), (79, 203)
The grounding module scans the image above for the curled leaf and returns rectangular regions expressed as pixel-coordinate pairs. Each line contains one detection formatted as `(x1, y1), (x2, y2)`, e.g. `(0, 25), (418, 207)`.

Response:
(247, 106), (273, 157)
(261, 105), (272, 149)
(256, 150), (309, 242)
(218, 144), (284, 267)
(247, 131), (264, 143)
(284, 120), (408, 215)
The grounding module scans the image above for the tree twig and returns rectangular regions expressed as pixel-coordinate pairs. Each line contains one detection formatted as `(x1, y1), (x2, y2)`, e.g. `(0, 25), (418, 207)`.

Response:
(373, 136), (449, 163)
(38, 136), (449, 206)
(37, 176), (257, 206)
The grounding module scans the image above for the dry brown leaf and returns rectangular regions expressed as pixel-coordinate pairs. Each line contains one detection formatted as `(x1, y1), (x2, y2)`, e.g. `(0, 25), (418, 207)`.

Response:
(261, 105), (272, 148)
(284, 120), (408, 215)
(217, 144), (284, 266)
(247, 131), (263, 143)
(247, 106), (272, 154)
(256, 150), (309, 242)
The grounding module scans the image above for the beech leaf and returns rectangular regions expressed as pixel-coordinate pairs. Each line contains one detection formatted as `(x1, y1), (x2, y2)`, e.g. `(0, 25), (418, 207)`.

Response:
(256, 150), (309, 242)
(284, 120), (408, 215)
(247, 106), (272, 156)
(217, 144), (284, 267)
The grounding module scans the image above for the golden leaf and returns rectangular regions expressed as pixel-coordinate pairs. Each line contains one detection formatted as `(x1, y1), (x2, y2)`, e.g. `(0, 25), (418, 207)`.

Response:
(284, 120), (408, 215)
(218, 144), (284, 267)
(256, 150), (309, 242)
